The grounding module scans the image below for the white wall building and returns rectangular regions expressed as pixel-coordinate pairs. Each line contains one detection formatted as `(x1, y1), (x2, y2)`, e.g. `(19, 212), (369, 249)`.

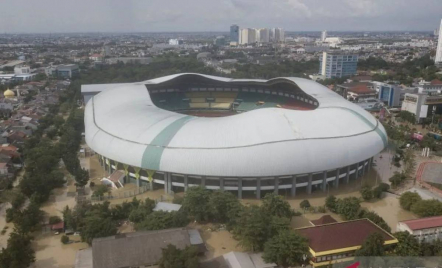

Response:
(259, 28), (270, 43)
(397, 216), (442, 243)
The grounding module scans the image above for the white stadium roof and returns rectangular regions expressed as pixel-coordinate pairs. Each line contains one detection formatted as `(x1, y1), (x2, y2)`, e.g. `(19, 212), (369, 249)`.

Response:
(84, 73), (387, 177)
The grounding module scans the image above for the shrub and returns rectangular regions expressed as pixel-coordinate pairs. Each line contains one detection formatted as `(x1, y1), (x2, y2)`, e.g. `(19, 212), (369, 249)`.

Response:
(89, 181), (95, 187)
(399, 192), (422, 211)
(317, 206), (326, 213)
(92, 184), (109, 198)
(325, 195), (337, 212)
(61, 235), (69, 244)
(360, 186), (373, 201)
(300, 200), (311, 210)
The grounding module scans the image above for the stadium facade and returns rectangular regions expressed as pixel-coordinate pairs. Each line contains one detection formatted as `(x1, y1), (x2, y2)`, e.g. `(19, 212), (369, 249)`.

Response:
(83, 73), (387, 198)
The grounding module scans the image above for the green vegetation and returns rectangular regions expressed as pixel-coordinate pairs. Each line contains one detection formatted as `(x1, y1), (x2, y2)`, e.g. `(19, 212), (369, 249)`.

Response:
(60, 235), (69, 244)
(262, 230), (309, 268)
(356, 232), (385, 257)
(399, 192), (422, 211)
(92, 184), (109, 198)
(0, 232), (35, 268)
(299, 200), (311, 210)
(231, 60), (318, 79)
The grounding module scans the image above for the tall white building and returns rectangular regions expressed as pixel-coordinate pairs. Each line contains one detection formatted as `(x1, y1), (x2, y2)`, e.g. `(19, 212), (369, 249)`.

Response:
(321, 30), (327, 42)
(271, 28), (284, 42)
(239, 28), (257, 45)
(259, 28), (270, 43)
(435, 19), (442, 66)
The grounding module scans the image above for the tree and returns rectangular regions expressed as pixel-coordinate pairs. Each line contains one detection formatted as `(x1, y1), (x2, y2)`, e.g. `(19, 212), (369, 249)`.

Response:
(356, 233), (385, 256)
(49, 216), (62, 225)
(92, 184), (109, 198)
(263, 230), (309, 268)
(0, 232), (35, 268)
(336, 197), (361, 220)
(358, 210), (391, 233)
(262, 193), (294, 219)
(325, 195), (337, 212)
(360, 186), (373, 201)
(233, 205), (271, 251)
(75, 168), (89, 187)
(128, 198), (155, 223)
(389, 172), (407, 188)
(181, 186), (211, 222)
(394, 231), (420, 257)
(399, 192), (422, 211)
(135, 211), (189, 231)
(80, 215), (117, 245)
(158, 245), (199, 268)
(300, 200), (311, 210)
(411, 199), (442, 217)
(208, 190), (242, 225)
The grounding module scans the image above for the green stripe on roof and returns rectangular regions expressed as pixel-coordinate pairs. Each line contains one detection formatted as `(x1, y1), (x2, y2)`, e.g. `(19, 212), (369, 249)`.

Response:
(141, 116), (194, 170)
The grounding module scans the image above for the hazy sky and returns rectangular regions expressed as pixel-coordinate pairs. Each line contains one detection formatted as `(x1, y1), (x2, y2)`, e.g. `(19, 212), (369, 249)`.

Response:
(1, 0), (441, 33)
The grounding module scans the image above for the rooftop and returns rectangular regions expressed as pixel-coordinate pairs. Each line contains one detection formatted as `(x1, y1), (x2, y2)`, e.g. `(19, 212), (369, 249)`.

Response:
(296, 219), (397, 255)
(92, 228), (197, 268)
(400, 216), (442, 231)
(310, 215), (338, 226)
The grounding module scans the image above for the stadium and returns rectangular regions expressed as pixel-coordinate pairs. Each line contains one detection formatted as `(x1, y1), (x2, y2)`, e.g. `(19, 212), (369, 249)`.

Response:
(83, 73), (387, 198)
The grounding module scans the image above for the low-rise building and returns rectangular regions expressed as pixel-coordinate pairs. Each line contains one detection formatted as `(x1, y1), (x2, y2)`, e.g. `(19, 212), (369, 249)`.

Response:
(297, 219), (398, 267)
(397, 216), (442, 243)
(401, 93), (442, 123)
(90, 228), (204, 268)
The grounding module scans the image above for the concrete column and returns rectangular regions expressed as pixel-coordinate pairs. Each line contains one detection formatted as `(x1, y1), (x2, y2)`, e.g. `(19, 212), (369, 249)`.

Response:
(149, 180), (153, 191)
(256, 178), (261, 199)
(361, 161), (365, 177)
(238, 178), (242, 199)
(334, 168), (340, 188)
(184, 175), (188, 192)
(345, 166), (350, 184)
(368, 157), (373, 170)
(322, 171), (327, 192)
(164, 173), (168, 193)
(357, 162), (361, 178)
(201, 177), (206, 187)
(167, 173), (172, 193)
(274, 177), (278, 194)
(219, 178), (224, 191)
(291, 176), (297, 197)
(307, 173), (313, 194)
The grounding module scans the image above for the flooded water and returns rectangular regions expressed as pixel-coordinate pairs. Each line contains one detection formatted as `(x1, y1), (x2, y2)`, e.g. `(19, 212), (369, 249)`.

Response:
(194, 223), (245, 260)
(32, 233), (88, 268)
(361, 193), (416, 232)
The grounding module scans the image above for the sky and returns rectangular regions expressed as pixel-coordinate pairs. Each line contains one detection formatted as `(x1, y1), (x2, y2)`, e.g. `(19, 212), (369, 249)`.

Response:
(0, 0), (441, 33)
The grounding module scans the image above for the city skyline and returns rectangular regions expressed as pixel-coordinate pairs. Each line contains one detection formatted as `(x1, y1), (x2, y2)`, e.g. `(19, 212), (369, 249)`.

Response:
(1, 0), (442, 33)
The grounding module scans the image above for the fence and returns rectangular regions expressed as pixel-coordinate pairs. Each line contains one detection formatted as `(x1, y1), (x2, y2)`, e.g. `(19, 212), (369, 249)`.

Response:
(77, 185), (151, 203)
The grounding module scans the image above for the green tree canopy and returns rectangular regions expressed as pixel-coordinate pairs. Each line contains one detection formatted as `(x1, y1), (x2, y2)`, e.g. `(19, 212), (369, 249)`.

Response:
(336, 197), (361, 220)
(356, 232), (385, 257)
(263, 230), (309, 268)
(262, 193), (294, 219)
(399, 192), (422, 211)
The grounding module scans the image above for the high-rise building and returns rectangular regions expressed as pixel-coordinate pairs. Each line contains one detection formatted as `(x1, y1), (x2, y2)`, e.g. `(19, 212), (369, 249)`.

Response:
(230, 24), (240, 43)
(321, 30), (327, 42)
(259, 28), (270, 43)
(319, 51), (358, 78)
(214, 36), (226, 46)
(435, 19), (442, 66)
(239, 29), (248, 45)
(271, 28), (284, 42)
(239, 28), (257, 45)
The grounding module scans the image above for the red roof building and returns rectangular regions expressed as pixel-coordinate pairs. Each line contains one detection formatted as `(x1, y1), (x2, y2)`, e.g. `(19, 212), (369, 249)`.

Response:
(397, 216), (442, 243)
(297, 219), (397, 267)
